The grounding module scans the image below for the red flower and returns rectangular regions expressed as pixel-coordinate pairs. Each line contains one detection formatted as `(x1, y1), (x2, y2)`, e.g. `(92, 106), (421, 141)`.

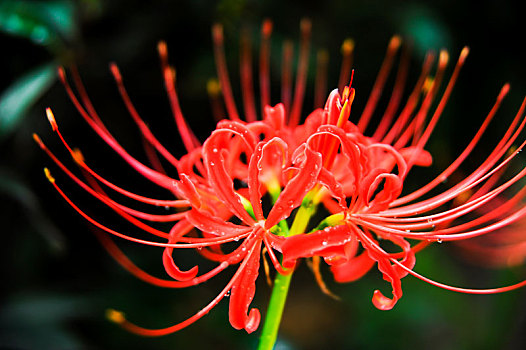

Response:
(36, 19), (526, 336)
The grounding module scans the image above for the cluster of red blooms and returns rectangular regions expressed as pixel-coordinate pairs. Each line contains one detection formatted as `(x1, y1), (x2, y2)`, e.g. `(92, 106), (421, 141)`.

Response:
(36, 19), (526, 336)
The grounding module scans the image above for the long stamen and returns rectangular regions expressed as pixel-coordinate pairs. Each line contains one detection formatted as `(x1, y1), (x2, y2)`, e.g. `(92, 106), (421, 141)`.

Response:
(289, 19), (312, 127)
(45, 168), (251, 248)
(259, 19), (272, 114)
(281, 40), (294, 115)
(372, 44), (410, 140)
(393, 49), (450, 150)
(407, 48), (470, 161)
(43, 109), (186, 206)
(357, 35), (402, 133)
(392, 83), (510, 206)
(95, 230), (230, 288)
(68, 65), (109, 133)
(337, 38), (355, 94)
(207, 78), (225, 122)
(240, 27), (257, 122)
(107, 240), (260, 336)
(381, 52), (434, 144)
(109, 63), (180, 168)
(58, 72), (180, 192)
(212, 24), (240, 121)
(391, 258), (526, 294)
(314, 49), (329, 109)
(388, 95), (526, 216)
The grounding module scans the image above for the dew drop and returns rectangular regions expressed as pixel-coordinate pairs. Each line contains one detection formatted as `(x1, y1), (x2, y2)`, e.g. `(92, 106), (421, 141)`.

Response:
(437, 238), (443, 243)
(322, 240), (328, 246)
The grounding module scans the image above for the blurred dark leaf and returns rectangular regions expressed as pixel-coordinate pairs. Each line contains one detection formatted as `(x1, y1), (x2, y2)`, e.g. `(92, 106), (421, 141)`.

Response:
(0, 293), (93, 350)
(0, 169), (64, 252)
(0, 0), (77, 48)
(0, 62), (56, 139)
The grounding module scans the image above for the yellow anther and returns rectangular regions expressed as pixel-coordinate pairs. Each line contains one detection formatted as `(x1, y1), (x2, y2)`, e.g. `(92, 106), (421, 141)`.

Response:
(423, 76), (435, 94)
(46, 108), (57, 131)
(459, 46), (470, 63)
(32, 133), (43, 146)
(341, 38), (355, 55)
(72, 148), (85, 164)
(439, 50), (449, 67)
(157, 40), (168, 58)
(207, 79), (221, 96)
(106, 309), (125, 324)
(44, 168), (55, 183)
(389, 35), (402, 51)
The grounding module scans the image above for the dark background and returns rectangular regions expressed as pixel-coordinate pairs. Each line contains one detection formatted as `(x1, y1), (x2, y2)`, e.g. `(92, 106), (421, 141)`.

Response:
(1, 0), (525, 349)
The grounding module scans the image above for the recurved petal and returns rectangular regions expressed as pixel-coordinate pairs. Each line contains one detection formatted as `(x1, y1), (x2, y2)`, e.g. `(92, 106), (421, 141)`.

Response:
(399, 146), (432, 167)
(371, 257), (403, 311)
(203, 125), (256, 225)
(162, 222), (199, 281)
(331, 250), (376, 282)
(229, 240), (262, 333)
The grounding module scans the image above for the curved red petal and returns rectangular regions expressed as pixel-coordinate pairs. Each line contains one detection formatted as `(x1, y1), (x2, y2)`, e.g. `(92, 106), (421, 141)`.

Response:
(281, 225), (352, 268)
(229, 240), (262, 333)
(266, 146), (322, 228)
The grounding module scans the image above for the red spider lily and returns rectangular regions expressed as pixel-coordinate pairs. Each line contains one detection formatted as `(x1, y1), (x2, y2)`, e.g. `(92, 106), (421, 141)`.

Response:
(35, 18), (526, 337)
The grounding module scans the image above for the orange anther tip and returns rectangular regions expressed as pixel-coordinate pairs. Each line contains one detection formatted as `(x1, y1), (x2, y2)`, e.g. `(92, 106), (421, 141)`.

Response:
(439, 50), (449, 66)
(44, 168), (55, 183)
(389, 35), (402, 50)
(157, 41), (167, 56)
(106, 309), (125, 324)
(109, 63), (122, 81)
(72, 148), (85, 164)
(207, 79), (221, 96)
(212, 23), (224, 41)
(341, 38), (355, 54)
(459, 46), (470, 62)
(262, 19), (273, 36)
(500, 83), (511, 97)
(46, 108), (57, 131)
(32, 133), (42, 145)
(300, 18), (312, 32)
(57, 67), (66, 82)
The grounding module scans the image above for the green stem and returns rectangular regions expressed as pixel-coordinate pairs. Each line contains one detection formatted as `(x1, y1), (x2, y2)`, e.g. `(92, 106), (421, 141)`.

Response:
(258, 201), (316, 350)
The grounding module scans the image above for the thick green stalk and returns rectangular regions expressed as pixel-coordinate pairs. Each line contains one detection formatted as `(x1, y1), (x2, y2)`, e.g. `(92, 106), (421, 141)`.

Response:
(257, 201), (316, 350)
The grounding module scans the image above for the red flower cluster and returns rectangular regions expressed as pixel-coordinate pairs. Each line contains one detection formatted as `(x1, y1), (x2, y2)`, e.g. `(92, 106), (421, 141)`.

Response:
(36, 20), (526, 336)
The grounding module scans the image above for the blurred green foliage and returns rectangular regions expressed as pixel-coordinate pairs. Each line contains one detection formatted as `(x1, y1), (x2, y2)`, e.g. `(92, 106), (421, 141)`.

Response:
(0, 63), (56, 138)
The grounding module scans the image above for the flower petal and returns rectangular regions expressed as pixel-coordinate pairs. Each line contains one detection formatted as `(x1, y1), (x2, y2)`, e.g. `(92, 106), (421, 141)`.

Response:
(266, 145), (322, 228)
(281, 225), (352, 269)
(186, 209), (252, 236)
(203, 122), (256, 224)
(229, 239), (262, 333)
